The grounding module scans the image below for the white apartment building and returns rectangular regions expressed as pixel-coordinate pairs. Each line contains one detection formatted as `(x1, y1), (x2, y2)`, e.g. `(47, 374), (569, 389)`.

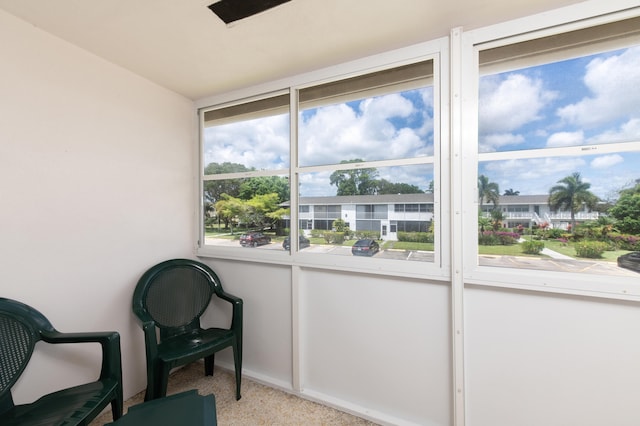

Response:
(285, 193), (600, 240)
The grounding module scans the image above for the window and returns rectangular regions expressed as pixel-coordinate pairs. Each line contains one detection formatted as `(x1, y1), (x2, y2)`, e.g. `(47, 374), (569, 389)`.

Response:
(474, 16), (640, 276)
(201, 93), (290, 249)
(199, 55), (440, 268)
(295, 59), (437, 262)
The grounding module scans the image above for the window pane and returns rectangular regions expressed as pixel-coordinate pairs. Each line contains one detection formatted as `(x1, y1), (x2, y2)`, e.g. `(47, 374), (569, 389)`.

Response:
(298, 61), (434, 166)
(203, 175), (289, 248)
(297, 164), (435, 262)
(479, 45), (640, 153)
(477, 152), (640, 275)
(203, 94), (290, 172)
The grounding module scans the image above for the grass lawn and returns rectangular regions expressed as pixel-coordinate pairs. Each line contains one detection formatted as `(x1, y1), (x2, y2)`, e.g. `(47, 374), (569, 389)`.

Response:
(479, 237), (633, 262)
(543, 239), (630, 262)
(382, 241), (434, 251)
(479, 243), (537, 257)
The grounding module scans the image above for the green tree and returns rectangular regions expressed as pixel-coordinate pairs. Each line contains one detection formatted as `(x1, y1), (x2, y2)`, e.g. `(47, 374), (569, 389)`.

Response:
(490, 209), (506, 231)
(332, 218), (349, 232)
(214, 194), (247, 231)
(245, 193), (282, 230)
(609, 180), (640, 234)
(503, 188), (520, 196)
(204, 162), (254, 228)
(376, 179), (424, 195)
(203, 162), (254, 204)
(239, 176), (290, 203)
(478, 214), (492, 233)
(426, 180), (434, 194)
(478, 175), (500, 210)
(548, 172), (598, 233)
(329, 159), (379, 195)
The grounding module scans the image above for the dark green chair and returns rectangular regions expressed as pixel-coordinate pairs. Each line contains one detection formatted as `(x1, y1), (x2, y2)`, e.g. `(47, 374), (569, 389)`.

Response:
(0, 297), (123, 426)
(132, 259), (243, 401)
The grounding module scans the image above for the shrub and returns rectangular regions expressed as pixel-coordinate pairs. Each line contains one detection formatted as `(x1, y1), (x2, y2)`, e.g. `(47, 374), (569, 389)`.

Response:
(478, 231), (520, 246)
(354, 230), (380, 240)
(546, 228), (565, 239)
(574, 241), (608, 258)
(323, 231), (345, 244)
(609, 233), (640, 251)
(310, 229), (323, 238)
(522, 240), (545, 254)
(398, 232), (434, 243)
(497, 231), (520, 245)
(276, 227), (289, 236)
(478, 232), (500, 246)
(478, 231), (519, 245)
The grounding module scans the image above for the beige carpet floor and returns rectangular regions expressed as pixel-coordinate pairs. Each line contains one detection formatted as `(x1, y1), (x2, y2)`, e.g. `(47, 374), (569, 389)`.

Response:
(92, 361), (378, 425)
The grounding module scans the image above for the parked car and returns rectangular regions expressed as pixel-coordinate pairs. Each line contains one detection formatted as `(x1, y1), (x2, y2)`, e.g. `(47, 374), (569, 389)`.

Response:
(351, 238), (380, 256)
(283, 235), (311, 251)
(239, 232), (271, 247)
(618, 251), (640, 272)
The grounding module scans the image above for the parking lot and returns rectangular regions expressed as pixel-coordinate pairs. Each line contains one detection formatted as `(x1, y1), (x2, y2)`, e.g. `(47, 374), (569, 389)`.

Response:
(205, 237), (638, 276)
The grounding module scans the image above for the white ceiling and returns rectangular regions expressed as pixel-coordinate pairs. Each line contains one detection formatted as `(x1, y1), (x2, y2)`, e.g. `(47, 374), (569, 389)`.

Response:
(0, 0), (584, 100)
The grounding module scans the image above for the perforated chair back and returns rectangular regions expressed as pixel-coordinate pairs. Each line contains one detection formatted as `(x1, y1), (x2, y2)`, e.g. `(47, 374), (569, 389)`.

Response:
(0, 300), (49, 411)
(135, 262), (218, 339)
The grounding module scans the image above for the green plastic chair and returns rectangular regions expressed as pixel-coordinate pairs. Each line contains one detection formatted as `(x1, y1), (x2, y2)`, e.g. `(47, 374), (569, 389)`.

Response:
(0, 297), (123, 426)
(132, 259), (243, 401)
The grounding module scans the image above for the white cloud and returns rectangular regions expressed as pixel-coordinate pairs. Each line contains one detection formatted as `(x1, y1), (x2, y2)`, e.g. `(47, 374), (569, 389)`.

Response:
(546, 130), (584, 148)
(483, 157), (587, 195)
(299, 92), (432, 166)
(557, 46), (640, 127)
(204, 114), (289, 170)
(590, 154), (624, 169)
(479, 133), (525, 152)
(587, 118), (640, 144)
(479, 73), (557, 135)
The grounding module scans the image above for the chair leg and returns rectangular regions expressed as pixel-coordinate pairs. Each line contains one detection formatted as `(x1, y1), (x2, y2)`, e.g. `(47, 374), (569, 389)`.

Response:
(204, 354), (215, 376)
(111, 396), (123, 421)
(144, 369), (156, 401)
(233, 340), (242, 400)
(157, 364), (171, 399)
(145, 359), (160, 401)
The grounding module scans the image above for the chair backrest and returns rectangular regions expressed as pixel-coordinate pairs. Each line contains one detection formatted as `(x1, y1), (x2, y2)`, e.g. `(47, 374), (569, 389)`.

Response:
(133, 259), (219, 339)
(0, 298), (53, 412)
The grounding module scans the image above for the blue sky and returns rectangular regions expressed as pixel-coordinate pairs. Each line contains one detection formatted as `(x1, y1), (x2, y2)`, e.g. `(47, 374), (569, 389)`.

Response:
(204, 45), (639, 199)
(479, 46), (640, 199)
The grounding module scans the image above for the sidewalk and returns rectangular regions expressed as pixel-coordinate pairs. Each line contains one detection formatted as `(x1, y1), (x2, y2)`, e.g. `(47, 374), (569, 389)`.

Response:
(540, 247), (574, 260)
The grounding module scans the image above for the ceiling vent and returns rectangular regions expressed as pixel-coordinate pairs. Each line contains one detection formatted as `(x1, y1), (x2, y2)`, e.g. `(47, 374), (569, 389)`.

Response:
(208, 0), (292, 24)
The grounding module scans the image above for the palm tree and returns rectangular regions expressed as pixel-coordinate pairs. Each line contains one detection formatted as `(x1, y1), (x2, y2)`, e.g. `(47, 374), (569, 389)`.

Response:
(490, 209), (506, 231)
(548, 172), (598, 233)
(478, 175), (500, 211)
(503, 188), (520, 196)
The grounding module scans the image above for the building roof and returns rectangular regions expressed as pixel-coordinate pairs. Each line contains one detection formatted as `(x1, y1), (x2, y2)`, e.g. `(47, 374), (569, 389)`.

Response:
(281, 193), (550, 206)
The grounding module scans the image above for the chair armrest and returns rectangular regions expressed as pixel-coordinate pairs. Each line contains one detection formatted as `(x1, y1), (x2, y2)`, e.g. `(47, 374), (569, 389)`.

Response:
(41, 330), (122, 384)
(215, 291), (243, 331)
(216, 290), (242, 306)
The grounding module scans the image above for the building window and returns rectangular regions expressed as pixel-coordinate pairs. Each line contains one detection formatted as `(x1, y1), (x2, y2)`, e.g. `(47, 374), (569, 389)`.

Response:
(356, 205), (388, 220)
(475, 16), (640, 276)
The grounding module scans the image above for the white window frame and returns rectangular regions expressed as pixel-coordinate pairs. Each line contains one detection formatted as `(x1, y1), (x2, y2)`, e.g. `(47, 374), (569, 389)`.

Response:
(459, 2), (640, 300)
(196, 37), (451, 281)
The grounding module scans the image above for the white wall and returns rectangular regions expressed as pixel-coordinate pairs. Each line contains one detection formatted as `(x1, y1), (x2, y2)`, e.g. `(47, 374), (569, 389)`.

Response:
(0, 9), (195, 403)
(202, 260), (452, 426)
(465, 286), (640, 426)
